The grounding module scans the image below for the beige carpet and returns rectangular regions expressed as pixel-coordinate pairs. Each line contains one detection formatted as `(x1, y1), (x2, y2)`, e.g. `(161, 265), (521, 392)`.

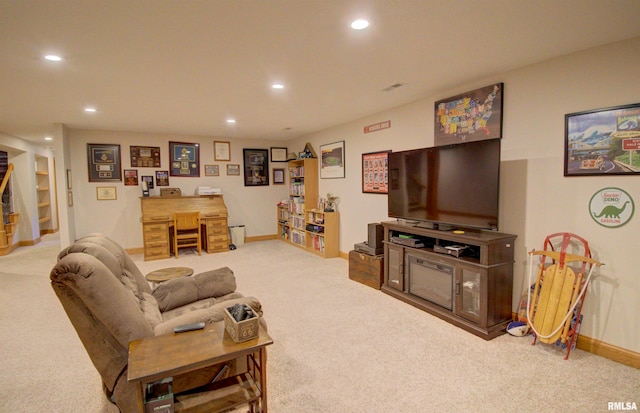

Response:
(1, 235), (638, 412)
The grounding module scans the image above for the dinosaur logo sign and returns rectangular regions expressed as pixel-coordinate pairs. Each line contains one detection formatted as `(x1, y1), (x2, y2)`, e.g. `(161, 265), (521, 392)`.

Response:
(589, 187), (634, 228)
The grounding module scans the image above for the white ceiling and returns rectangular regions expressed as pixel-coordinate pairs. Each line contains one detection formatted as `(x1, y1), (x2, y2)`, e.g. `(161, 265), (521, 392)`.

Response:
(2, 0), (640, 144)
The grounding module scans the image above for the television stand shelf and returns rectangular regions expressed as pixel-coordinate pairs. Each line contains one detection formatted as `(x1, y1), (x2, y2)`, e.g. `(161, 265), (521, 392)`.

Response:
(381, 220), (517, 340)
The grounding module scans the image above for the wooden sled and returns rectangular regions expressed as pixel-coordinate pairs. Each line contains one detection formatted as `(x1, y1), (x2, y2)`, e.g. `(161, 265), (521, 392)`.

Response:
(527, 233), (603, 359)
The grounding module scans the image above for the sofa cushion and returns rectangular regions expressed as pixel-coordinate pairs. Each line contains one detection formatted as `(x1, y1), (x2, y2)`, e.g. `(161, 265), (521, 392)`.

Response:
(153, 267), (237, 312)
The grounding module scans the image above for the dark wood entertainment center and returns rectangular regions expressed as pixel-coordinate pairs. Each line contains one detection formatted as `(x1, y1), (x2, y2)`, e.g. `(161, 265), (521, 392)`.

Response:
(381, 220), (517, 340)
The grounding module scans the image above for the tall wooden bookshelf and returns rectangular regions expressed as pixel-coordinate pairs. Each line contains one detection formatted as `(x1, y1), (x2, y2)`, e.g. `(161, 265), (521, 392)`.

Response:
(35, 155), (52, 235)
(276, 158), (340, 258)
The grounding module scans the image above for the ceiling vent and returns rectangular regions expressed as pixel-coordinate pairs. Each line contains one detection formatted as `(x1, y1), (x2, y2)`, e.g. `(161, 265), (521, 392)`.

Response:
(382, 83), (405, 92)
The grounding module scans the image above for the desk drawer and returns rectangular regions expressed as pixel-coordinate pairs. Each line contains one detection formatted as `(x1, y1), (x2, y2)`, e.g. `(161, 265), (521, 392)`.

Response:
(144, 245), (170, 260)
(208, 242), (228, 252)
(144, 222), (168, 233)
(144, 231), (168, 243)
(206, 226), (227, 236)
(207, 218), (227, 229)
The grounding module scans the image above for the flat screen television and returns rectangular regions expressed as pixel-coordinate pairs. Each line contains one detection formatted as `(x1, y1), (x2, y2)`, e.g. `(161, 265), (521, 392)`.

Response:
(388, 139), (501, 231)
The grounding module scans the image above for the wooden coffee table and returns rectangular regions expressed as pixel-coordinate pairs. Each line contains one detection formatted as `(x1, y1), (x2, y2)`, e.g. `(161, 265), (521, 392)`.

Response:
(145, 267), (193, 285)
(128, 321), (273, 413)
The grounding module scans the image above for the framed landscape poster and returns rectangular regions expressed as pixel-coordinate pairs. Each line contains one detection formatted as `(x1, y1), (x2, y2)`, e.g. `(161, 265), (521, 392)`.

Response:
(564, 103), (640, 176)
(130, 146), (161, 167)
(243, 148), (269, 186)
(320, 140), (345, 179)
(169, 141), (200, 177)
(362, 150), (390, 194)
(87, 143), (122, 182)
(434, 83), (503, 146)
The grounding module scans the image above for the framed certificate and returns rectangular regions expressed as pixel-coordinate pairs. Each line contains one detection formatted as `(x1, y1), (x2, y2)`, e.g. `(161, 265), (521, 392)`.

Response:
(214, 140), (231, 161)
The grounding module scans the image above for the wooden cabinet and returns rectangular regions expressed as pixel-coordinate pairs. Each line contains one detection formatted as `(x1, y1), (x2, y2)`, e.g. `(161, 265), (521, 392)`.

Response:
(204, 216), (229, 252)
(277, 158), (340, 258)
(381, 221), (516, 340)
(140, 195), (229, 261)
(142, 221), (170, 260)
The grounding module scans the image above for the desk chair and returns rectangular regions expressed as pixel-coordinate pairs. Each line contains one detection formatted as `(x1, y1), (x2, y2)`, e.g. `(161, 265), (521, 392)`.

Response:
(173, 211), (201, 257)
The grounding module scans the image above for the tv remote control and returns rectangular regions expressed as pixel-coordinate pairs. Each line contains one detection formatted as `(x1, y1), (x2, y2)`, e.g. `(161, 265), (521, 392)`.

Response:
(173, 322), (205, 333)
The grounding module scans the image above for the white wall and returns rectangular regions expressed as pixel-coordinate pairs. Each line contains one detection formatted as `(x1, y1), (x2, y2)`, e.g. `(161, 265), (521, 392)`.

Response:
(290, 37), (640, 353)
(4, 37), (638, 353)
(66, 129), (289, 249)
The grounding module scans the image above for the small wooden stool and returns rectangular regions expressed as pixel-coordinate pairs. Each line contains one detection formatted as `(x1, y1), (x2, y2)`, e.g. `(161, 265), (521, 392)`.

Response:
(145, 267), (194, 286)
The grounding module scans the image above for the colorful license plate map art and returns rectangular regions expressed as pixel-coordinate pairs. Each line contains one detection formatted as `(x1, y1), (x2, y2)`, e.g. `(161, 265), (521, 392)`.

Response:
(434, 83), (503, 146)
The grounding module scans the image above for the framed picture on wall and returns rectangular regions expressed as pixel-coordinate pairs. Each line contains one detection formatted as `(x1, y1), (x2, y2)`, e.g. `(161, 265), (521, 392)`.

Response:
(270, 147), (288, 162)
(227, 164), (240, 175)
(96, 186), (117, 200)
(362, 150), (390, 194)
(87, 143), (122, 182)
(564, 103), (640, 176)
(130, 146), (161, 167)
(214, 140), (231, 161)
(169, 141), (200, 177)
(434, 83), (503, 146)
(155, 170), (169, 186)
(124, 169), (138, 186)
(243, 148), (269, 186)
(205, 164), (220, 176)
(141, 175), (154, 189)
(320, 140), (345, 179)
(273, 168), (285, 184)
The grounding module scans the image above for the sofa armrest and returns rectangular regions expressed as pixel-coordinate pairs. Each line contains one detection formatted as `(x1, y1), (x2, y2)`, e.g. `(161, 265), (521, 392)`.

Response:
(152, 266), (237, 312)
(153, 296), (263, 336)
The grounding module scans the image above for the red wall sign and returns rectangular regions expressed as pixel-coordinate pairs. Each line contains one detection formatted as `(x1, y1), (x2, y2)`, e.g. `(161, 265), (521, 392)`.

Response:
(364, 120), (391, 134)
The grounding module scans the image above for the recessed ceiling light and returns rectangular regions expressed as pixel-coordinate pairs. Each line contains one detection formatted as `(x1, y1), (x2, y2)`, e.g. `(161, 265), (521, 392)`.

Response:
(272, 83), (284, 89)
(351, 19), (369, 30)
(44, 136), (53, 141)
(44, 54), (63, 62)
(84, 107), (97, 113)
(227, 119), (236, 124)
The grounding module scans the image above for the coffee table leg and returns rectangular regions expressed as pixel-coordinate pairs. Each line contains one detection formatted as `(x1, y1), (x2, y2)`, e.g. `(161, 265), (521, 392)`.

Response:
(135, 381), (145, 413)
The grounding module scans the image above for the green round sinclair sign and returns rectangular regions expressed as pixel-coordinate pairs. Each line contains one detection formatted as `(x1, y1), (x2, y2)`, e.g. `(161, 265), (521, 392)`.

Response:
(589, 187), (634, 228)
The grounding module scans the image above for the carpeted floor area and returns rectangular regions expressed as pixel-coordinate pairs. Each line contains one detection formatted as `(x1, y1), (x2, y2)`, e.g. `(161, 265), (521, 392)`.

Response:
(1, 234), (638, 412)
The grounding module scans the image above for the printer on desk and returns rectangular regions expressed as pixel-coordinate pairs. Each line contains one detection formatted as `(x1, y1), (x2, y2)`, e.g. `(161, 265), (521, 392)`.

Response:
(195, 187), (221, 195)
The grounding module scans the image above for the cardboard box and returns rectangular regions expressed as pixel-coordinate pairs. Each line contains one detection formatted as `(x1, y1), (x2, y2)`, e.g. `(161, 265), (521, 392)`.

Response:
(223, 305), (259, 342)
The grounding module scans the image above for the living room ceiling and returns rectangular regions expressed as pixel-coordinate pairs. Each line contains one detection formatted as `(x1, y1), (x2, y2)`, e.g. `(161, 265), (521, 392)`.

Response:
(2, 0), (640, 145)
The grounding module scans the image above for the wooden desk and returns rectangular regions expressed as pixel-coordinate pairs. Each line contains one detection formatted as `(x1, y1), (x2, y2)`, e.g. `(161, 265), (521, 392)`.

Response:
(128, 322), (273, 413)
(141, 195), (229, 260)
